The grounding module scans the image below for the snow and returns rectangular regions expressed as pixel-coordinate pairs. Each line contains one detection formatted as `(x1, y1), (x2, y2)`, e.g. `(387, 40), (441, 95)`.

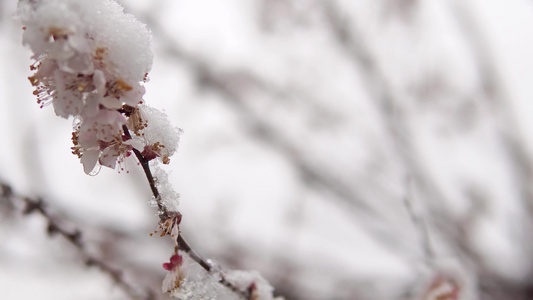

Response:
(18, 0), (152, 83)
(2, 0), (533, 299)
(138, 104), (182, 164)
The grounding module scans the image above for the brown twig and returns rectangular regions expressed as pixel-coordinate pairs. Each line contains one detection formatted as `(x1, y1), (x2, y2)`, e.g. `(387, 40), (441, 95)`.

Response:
(122, 125), (249, 299)
(176, 235), (212, 271)
(122, 125), (167, 220)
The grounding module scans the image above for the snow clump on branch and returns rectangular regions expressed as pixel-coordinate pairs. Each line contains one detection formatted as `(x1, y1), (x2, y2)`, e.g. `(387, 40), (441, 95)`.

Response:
(18, 0), (179, 174)
(162, 252), (285, 300)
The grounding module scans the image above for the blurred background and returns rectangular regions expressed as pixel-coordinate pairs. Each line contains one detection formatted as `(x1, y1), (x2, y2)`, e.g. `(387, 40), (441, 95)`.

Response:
(2, 0), (533, 299)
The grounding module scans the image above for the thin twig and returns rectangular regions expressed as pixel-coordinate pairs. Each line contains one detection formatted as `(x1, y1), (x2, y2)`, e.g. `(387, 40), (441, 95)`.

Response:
(123, 126), (249, 299)
(176, 235), (212, 271)
(122, 125), (167, 220)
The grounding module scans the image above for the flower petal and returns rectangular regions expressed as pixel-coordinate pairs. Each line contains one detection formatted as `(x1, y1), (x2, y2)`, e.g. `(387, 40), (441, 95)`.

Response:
(99, 147), (118, 169)
(81, 149), (100, 175)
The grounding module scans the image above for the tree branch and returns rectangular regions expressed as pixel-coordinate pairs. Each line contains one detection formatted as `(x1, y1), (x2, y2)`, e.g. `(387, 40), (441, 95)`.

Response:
(122, 126), (250, 299)
(0, 182), (155, 300)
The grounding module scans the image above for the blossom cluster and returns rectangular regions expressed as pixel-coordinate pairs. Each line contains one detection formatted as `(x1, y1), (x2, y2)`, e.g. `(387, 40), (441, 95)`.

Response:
(18, 0), (179, 174)
(18, 1), (283, 299)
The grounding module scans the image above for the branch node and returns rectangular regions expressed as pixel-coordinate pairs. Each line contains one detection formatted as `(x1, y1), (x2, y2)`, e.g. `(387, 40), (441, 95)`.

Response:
(0, 183), (13, 198)
(46, 222), (59, 236)
(22, 197), (44, 215)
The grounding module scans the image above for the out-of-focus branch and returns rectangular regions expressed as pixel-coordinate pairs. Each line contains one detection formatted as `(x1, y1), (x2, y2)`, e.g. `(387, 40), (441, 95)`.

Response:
(0, 181), (156, 300)
(448, 3), (533, 298)
(320, 0), (467, 253)
(318, 4), (505, 298)
(322, 1), (533, 298)
(450, 1), (533, 218)
(403, 177), (434, 266)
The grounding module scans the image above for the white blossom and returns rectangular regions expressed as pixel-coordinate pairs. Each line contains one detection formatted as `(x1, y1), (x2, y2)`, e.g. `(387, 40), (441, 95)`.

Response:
(18, 0), (180, 174)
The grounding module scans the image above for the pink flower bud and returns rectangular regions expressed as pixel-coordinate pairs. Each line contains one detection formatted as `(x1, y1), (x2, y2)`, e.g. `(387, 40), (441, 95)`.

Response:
(141, 145), (159, 161)
(162, 262), (173, 271)
(170, 254), (183, 266)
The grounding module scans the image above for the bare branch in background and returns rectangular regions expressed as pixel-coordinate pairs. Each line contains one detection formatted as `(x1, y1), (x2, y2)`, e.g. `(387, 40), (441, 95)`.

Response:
(321, 0), (479, 261)
(5, 0), (533, 299)
(0, 181), (156, 300)
(403, 177), (435, 266)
